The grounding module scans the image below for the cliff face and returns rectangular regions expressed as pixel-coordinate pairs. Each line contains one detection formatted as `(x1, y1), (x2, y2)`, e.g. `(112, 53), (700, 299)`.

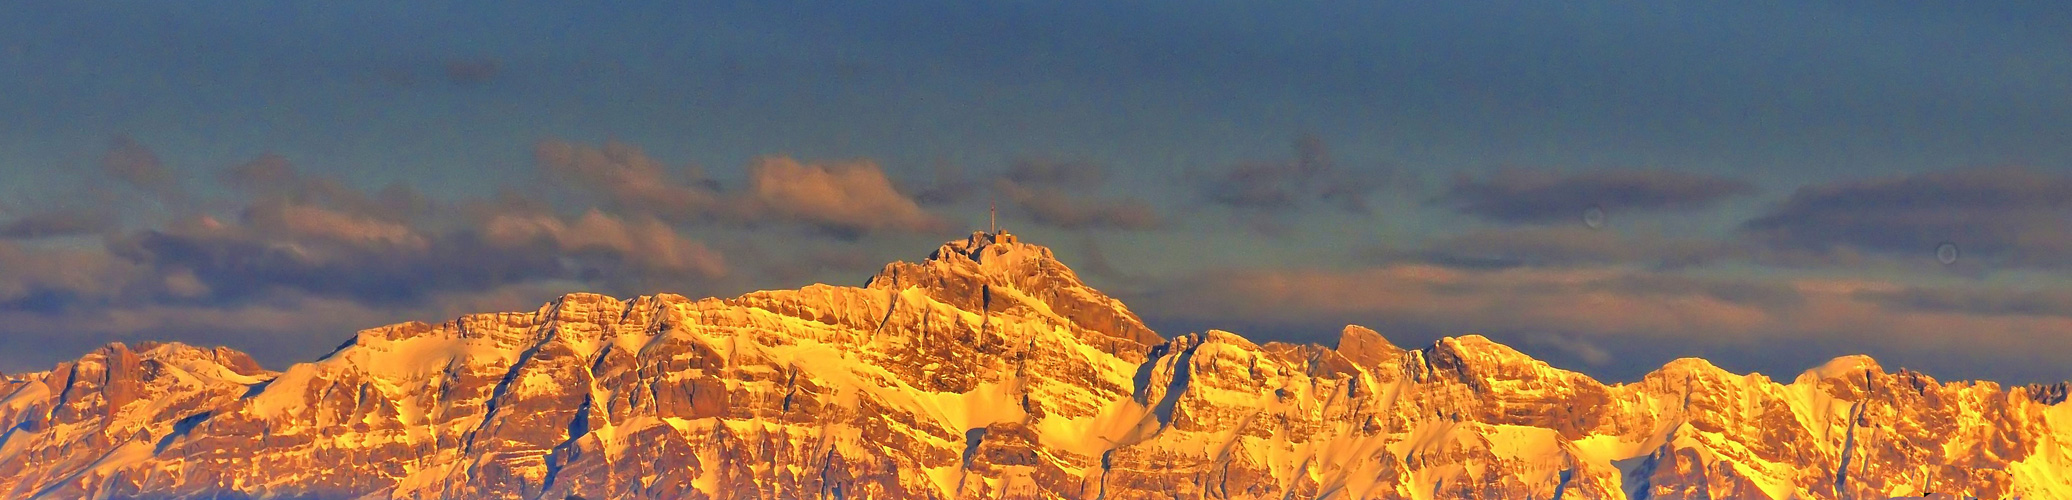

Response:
(2, 232), (2068, 499)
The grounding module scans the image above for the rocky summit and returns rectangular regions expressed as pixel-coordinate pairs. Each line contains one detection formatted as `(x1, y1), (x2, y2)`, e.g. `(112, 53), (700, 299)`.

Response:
(2, 232), (2069, 499)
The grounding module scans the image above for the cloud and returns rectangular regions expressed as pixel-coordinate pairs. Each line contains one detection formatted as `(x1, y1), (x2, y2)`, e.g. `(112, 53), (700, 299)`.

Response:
(535, 139), (724, 222)
(0, 242), (146, 312)
(1074, 237), (1127, 281)
(998, 182), (1162, 230)
(1204, 162), (1304, 209)
(910, 161), (979, 206)
(537, 140), (945, 235)
(1003, 159), (1111, 189)
(0, 293), (382, 341)
(110, 218), (436, 304)
(913, 158), (1164, 231)
(243, 201), (429, 252)
(102, 136), (187, 204)
(1855, 286), (2072, 319)
(1523, 333), (1613, 366)
(219, 152), (298, 190)
(1197, 135), (1395, 214)
(0, 209), (114, 240)
(0, 284), (576, 373)
(0, 140), (957, 370)
(1365, 226), (1740, 270)
(1741, 167), (2072, 268)
(221, 153), (432, 222)
(0, 192), (735, 371)
(112, 208), (727, 306)
(444, 58), (502, 85)
(96, 152), (734, 307)
(1, 140), (971, 370)
(991, 160), (1162, 231)
(0, 292), (390, 372)
(1437, 168), (1754, 224)
(480, 209), (727, 279)
(744, 156), (947, 235)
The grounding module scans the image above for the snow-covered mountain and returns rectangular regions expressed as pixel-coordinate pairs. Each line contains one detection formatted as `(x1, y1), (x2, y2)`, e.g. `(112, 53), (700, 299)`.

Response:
(3, 232), (2069, 499)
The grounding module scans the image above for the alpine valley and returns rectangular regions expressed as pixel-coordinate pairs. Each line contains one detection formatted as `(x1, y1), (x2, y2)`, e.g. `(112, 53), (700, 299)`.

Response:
(3, 232), (2069, 500)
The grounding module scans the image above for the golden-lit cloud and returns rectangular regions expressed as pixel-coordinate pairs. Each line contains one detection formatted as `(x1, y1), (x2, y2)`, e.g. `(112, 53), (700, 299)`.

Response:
(537, 140), (948, 235)
(744, 156), (947, 235)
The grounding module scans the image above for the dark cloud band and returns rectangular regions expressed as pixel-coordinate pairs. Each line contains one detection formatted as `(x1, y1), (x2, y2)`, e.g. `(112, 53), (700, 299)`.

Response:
(1741, 167), (2072, 268)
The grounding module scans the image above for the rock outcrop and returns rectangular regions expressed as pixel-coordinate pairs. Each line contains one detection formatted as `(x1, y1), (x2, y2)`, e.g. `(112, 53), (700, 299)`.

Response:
(2, 232), (2068, 499)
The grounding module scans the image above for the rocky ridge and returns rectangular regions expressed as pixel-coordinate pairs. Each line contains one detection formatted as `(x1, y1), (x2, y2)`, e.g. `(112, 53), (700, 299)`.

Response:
(1, 232), (2069, 499)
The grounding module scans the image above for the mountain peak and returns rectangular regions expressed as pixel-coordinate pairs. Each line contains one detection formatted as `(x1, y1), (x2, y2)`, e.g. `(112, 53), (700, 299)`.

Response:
(866, 231), (1063, 289)
(1334, 325), (1402, 367)
(930, 230), (1038, 262)
(908, 230), (1066, 282)
(868, 231), (1161, 347)
(1799, 353), (1884, 383)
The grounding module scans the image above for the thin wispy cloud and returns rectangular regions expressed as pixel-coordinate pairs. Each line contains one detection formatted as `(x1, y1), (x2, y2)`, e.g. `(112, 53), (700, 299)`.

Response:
(0, 209), (114, 240)
(102, 135), (188, 207)
(1437, 169), (1755, 225)
(993, 160), (1163, 231)
(1197, 135), (1398, 215)
(1363, 226), (1741, 271)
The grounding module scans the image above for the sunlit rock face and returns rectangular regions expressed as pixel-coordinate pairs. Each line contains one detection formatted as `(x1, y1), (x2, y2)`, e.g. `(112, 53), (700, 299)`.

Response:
(2, 233), (2069, 499)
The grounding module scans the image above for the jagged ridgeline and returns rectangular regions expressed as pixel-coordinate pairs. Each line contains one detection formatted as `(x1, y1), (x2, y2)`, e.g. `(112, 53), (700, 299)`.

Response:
(2, 232), (2069, 499)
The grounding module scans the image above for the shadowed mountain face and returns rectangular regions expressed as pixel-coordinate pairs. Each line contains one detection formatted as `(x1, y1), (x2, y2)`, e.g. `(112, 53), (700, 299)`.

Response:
(1, 233), (2069, 499)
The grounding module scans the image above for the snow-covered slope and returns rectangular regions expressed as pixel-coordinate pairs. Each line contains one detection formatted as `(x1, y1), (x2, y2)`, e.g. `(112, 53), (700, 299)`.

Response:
(1, 232), (2068, 499)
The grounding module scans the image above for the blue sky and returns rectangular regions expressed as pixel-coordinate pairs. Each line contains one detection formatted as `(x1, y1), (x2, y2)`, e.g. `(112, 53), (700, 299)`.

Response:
(4, 1), (2072, 384)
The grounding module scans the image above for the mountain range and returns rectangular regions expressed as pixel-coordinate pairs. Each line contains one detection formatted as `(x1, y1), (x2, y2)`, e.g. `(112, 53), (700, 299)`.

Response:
(2, 232), (2068, 499)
